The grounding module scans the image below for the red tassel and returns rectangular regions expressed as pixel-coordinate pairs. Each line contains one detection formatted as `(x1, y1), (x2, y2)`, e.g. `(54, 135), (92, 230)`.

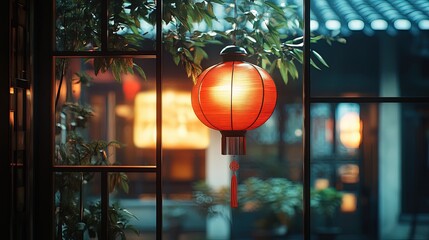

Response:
(231, 174), (238, 208)
(229, 160), (239, 208)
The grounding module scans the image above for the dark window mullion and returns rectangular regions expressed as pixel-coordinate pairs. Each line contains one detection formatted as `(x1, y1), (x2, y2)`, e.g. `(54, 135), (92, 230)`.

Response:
(155, 0), (163, 239)
(303, 0), (311, 239)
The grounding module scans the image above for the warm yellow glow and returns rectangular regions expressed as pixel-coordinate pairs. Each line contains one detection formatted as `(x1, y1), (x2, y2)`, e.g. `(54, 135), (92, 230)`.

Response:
(170, 156), (194, 180)
(210, 83), (232, 107)
(10, 111), (14, 128)
(314, 178), (330, 190)
(134, 90), (209, 149)
(71, 75), (81, 101)
(339, 112), (362, 148)
(115, 105), (133, 120)
(338, 164), (359, 183)
(10, 87), (14, 94)
(56, 78), (67, 106)
(341, 193), (357, 212)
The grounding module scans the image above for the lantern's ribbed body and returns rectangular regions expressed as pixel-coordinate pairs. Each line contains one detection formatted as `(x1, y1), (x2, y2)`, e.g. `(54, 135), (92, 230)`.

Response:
(191, 61), (277, 131)
(191, 45), (277, 155)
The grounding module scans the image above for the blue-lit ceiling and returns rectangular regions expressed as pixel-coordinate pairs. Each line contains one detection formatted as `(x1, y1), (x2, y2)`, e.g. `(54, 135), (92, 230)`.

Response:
(298, 0), (429, 35)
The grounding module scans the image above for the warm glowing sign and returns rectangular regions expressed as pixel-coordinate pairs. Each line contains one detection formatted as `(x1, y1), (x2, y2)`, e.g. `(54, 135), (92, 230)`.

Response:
(133, 90), (209, 149)
(338, 164), (359, 183)
(339, 111), (362, 148)
(314, 178), (330, 190)
(341, 193), (357, 212)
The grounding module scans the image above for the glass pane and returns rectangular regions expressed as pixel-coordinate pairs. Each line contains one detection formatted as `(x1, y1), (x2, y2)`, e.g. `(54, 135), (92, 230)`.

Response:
(310, 102), (367, 239)
(310, 102), (429, 239)
(55, 0), (102, 51)
(158, 0), (306, 238)
(310, 103), (333, 158)
(310, 1), (429, 97)
(54, 57), (157, 166)
(54, 171), (101, 239)
(161, 46), (214, 240)
(108, 0), (157, 51)
(54, 172), (156, 239)
(109, 172), (157, 239)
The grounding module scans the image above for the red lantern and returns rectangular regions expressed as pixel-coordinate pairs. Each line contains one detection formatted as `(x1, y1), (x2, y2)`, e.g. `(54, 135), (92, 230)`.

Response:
(191, 45), (277, 208)
(191, 45), (277, 155)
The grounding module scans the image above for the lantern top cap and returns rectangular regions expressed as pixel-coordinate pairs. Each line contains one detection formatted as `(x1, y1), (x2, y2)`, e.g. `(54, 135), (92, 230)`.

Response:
(220, 45), (247, 56)
(220, 45), (247, 62)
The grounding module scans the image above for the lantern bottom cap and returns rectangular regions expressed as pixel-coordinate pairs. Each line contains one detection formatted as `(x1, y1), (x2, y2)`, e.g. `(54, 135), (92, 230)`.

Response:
(221, 132), (246, 155)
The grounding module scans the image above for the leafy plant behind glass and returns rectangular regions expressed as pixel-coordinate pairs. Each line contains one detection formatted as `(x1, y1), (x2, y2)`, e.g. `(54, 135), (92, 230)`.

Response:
(55, 103), (137, 239)
(193, 177), (303, 230)
(311, 187), (343, 228)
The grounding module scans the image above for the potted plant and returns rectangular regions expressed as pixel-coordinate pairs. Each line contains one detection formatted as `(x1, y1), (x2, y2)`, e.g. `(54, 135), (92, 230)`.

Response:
(192, 181), (230, 219)
(193, 177), (302, 238)
(311, 187), (343, 240)
(238, 177), (302, 237)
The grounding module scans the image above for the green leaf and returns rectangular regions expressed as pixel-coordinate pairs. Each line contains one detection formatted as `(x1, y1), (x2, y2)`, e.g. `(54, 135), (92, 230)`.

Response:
(185, 61), (192, 78)
(120, 173), (129, 194)
(312, 50), (329, 67)
(289, 60), (299, 79)
(94, 58), (101, 76)
(133, 64), (147, 81)
(310, 35), (323, 42)
(133, 17), (141, 28)
(245, 35), (257, 43)
(264, 1), (285, 15)
(194, 47), (208, 65)
(108, 140), (123, 149)
(261, 57), (270, 70)
(310, 58), (321, 70)
(337, 38), (347, 44)
(277, 59), (289, 84)
(207, 2), (216, 18)
(183, 48), (194, 61)
(224, 17), (237, 24)
(292, 48), (303, 63)
(112, 61), (121, 81)
(173, 55), (180, 65)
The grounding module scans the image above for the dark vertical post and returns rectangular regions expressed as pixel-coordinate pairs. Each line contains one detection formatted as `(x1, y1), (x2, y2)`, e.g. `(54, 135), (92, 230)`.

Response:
(303, 0), (311, 239)
(33, 0), (54, 238)
(1, 0), (11, 239)
(155, 0), (163, 239)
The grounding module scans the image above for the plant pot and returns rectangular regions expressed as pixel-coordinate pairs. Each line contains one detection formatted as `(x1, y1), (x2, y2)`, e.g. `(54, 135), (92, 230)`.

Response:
(252, 225), (288, 240)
